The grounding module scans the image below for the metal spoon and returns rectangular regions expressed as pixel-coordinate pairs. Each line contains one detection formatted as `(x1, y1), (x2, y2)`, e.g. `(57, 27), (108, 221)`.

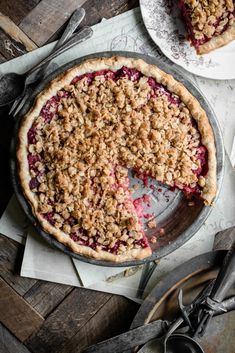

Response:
(138, 334), (204, 353)
(0, 7), (85, 107)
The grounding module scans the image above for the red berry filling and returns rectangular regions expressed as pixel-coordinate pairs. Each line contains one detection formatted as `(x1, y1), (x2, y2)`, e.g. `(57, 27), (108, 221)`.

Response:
(179, 0), (235, 50)
(26, 66), (209, 254)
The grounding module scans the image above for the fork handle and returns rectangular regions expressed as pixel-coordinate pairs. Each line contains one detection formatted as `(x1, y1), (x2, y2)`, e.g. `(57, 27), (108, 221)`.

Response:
(25, 25), (92, 85)
(29, 8), (85, 82)
(209, 242), (235, 303)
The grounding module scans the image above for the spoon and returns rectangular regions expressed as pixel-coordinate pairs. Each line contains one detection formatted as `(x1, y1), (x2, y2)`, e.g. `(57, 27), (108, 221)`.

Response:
(138, 334), (204, 353)
(0, 7), (85, 107)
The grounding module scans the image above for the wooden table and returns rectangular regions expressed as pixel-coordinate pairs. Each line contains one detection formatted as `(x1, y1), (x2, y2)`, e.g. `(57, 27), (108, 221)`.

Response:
(0, 1), (139, 352)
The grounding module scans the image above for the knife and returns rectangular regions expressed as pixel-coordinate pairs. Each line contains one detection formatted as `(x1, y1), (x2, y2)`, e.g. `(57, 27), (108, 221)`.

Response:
(82, 320), (169, 353)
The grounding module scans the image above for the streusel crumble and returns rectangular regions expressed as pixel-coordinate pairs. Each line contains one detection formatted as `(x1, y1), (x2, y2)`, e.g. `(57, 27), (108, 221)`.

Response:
(17, 57), (216, 262)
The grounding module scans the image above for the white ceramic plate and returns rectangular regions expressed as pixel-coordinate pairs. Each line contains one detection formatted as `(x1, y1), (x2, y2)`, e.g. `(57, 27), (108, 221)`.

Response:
(140, 0), (235, 80)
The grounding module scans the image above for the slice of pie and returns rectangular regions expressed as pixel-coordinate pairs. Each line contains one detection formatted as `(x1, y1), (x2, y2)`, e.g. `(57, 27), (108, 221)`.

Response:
(179, 0), (235, 54)
(17, 57), (217, 262)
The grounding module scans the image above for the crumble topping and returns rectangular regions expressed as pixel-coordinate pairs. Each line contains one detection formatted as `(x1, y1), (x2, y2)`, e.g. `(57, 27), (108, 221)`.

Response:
(180, 0), (234, 44)
(26, 67), (207, 255)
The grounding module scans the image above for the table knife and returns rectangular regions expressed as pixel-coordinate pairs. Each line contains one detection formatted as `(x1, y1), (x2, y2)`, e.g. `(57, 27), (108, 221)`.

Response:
(82, 319), (169, 353)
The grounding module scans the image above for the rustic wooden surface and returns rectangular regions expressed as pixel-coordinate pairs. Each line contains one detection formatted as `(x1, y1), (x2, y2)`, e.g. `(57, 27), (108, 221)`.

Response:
(0, 1), (139, 352)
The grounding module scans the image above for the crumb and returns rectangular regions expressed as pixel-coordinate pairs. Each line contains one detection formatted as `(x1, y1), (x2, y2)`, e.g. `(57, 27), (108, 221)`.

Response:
(188, 201), (195, 207)
(148, 219), (157, 229)
(159, 228), (165, 235)
(150, 235), (157, 244)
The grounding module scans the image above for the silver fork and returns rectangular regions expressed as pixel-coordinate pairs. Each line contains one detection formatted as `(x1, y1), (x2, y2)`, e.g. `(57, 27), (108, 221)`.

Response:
(10, 26), (93, 117)
(9, 8), (89, 116)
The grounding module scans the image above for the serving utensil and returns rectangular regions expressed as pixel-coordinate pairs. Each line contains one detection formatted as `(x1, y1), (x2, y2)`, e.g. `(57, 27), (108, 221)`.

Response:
(0, 7), (86, 108)
(81, 294), (235, 353)
(9, 26), (92, 117)
(193, 242), (235, 337)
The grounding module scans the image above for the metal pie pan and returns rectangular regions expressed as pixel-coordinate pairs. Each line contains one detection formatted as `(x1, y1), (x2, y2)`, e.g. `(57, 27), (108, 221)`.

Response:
(10, 51), (224, 267)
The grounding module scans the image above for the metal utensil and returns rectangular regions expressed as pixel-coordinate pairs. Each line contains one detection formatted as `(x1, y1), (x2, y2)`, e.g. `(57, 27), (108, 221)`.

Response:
(194, 242), (235, 337)
(139, 334), (204, 353)
(9, 26), (93, 117)
(81, 295), (235, 353)
(136, 261), (159, 298)
(82, 320), (169, 353)
(0, 7), (86, 107)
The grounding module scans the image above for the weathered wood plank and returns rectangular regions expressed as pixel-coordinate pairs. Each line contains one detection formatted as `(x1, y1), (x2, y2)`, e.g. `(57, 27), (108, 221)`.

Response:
(0, 235), (36, 295)
(25, 288), (111, 353)
(82, 0), (138, 27)
(0, 52), (6, 63)
(0, 323), (31, 353)
(0, 0), (40, 25)
(0, 278), (44, 342)
(0, 105), (14, 215)
(58, 295), (139, 353)
(0, 28), (29, 60)
(24, 281), (73, 318)
(0, 12), (37, 51)
(19, 0), (86, 46)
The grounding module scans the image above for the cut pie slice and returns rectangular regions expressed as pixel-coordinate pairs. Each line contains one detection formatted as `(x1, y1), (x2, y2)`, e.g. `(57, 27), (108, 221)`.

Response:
(17, 57), (217, 262)
(179, 0), (235, 54)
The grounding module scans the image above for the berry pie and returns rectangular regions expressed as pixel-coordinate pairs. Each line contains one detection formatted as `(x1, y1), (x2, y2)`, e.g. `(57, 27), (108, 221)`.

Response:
(17, 57), (217, 262)
(179, 0), (235, 54)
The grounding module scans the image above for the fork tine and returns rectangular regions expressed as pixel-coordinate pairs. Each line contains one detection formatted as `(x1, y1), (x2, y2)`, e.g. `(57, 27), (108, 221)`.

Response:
(9, 99), (20, 115)
(12, 94), (28, 117)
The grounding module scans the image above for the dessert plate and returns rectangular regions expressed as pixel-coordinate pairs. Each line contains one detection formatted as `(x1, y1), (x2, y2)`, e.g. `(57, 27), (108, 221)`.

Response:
(140, 0), (235, 80)
(10, 51), (224, 267)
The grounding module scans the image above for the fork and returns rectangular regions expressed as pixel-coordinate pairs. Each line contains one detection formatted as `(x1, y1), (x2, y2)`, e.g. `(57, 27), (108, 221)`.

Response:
(9, 8), (90, 117)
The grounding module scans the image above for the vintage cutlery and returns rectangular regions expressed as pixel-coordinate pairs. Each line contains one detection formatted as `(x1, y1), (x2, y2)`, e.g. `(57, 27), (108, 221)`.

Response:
(0, 7), (86, 107)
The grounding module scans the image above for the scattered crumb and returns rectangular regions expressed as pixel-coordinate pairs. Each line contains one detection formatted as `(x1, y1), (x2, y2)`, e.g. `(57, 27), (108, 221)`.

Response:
(143, 213), (153, 219)
(188, 201), (195, 207)
(150, 235), (157, 244)
(148, 219), (157, 229)
(159, 228), (165, 235)
(133, 184), (139, 191)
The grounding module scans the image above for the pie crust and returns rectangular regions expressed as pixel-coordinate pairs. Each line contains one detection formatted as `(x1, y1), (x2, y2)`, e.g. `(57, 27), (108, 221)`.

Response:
(198, 23), (235, 54)
(17, 56), (217, 262)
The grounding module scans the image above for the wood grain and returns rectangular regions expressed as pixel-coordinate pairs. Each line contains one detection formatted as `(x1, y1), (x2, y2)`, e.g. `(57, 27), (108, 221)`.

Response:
(0, 105), (14, 215)
(58, 295), (139, 353)
(0, 323), (31, 353)
(24, 281), (73, 317)
(25, 288), (111, 353)
(0, 0), (40, 25)
(0, 236), (36, 296)
(0, 12), (37, 51)
(0, 278), (44, 341)
(0, 52), (6, 63)
(19, 0), (86, 46)
(82, 0), (138, 27)
(0, 28), (29, 60)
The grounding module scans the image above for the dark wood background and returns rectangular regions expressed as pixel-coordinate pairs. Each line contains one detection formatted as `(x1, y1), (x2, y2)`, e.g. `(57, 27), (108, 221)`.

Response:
(0, 1), (140, 352)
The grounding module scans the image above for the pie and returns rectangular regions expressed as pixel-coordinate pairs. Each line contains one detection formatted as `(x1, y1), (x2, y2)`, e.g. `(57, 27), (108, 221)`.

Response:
(179, 0), (235, 54)
(17, 56), (217, 262)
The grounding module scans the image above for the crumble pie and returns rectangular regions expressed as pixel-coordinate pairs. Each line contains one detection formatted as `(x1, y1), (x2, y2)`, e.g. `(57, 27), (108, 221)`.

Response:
(17, 57), (217, 262)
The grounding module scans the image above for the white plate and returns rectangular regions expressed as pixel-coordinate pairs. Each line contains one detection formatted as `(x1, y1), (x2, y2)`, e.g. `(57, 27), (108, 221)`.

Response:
(140, 0), (235, 80)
